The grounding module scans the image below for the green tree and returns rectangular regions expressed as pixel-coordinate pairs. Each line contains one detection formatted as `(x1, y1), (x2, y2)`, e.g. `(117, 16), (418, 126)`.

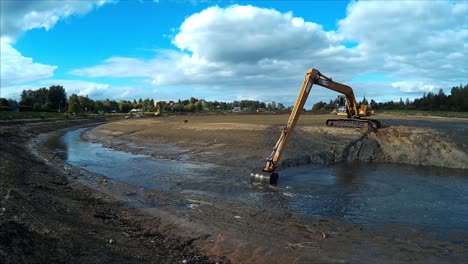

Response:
(20, 90), (34, 108)
(78, 95), (94, 112)
(0, 98), (11, 111)
(277, 103), (285, 111)
(312, 101), (327, 111)
(185, 102), (196, 112)
(172, 103), (183, 112)
(118, 100), (132, 113)
(194, 100), (203, 112)
(68, 94), (81, 114)
(48, 85), (66, 111)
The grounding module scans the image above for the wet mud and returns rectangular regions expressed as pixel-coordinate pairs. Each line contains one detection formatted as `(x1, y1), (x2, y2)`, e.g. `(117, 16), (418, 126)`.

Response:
(2, 114), (468, 263)
(76, 114), (468, 263)
(0, 119), (221, 264)
(87, 114), (468, 171)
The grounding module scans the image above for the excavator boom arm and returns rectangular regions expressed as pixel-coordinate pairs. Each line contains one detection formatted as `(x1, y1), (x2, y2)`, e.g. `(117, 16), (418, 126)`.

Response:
(262, 68), (364, 173)
(263, 68), (319, 172)
(252, 68), (380, 184)
(315, 77), (359, 118)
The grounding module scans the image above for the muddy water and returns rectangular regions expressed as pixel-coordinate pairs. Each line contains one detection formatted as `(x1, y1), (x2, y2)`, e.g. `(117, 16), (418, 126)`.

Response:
(46, 128), (468, 240)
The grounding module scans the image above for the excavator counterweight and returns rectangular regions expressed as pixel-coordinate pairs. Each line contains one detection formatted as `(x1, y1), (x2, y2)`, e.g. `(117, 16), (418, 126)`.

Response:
(251, 68), (381, 185)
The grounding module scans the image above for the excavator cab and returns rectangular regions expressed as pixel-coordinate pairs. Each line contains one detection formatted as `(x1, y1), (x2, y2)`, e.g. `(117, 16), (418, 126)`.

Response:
(335, 95), (347, 116)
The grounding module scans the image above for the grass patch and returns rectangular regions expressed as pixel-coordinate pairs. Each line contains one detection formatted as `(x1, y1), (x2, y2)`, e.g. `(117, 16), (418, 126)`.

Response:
(0, 111), (69, 120)
(0, 111), (155, 120)
(379, 110), (468, 118)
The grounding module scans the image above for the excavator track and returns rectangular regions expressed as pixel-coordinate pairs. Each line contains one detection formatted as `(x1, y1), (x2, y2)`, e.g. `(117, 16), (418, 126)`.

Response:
(326, 118), (381, 130)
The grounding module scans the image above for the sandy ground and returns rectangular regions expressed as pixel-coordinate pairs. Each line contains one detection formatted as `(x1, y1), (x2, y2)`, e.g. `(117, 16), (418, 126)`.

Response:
(2, 114), (467, 263)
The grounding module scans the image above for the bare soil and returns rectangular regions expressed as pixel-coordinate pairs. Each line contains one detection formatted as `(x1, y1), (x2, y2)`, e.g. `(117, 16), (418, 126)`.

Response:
(2, 114), (467, 263)
(88, 114), (468, 171)
(0, 119), (222, 264)
(84, 113), (468, 263)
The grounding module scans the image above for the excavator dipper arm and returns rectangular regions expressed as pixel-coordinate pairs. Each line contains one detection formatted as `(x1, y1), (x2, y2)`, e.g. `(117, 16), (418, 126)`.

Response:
(251, 68), (319, 184)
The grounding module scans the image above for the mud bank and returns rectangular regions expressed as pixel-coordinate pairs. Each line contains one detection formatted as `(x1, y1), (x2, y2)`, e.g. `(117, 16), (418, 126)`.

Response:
(0, 119), (219, 264)
(286, 125), (468, 169)
(4, 116), (467, 263)
(86, 115), (468, 171)
(75, 114), (468, 262)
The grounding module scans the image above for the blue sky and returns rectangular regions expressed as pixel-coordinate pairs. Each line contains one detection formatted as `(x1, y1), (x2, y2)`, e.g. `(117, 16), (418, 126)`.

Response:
(1, 0), (467, 107)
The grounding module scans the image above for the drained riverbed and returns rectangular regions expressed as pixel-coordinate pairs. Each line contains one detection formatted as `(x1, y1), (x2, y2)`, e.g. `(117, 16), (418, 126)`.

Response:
(42, 127), (468, 243)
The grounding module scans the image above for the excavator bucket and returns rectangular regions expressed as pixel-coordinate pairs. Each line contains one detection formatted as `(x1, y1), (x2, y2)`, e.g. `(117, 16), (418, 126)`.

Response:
(250, 171), (279, 185)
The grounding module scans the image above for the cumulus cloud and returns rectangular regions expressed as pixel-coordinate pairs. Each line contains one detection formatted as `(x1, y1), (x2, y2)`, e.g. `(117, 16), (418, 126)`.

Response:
(338, 0), (467, 87)
(174, 6), (337, 63)
(70, 53), (177, 78)
(1, 79), (148, 101)
(391, 81), (437, 93)
(0, 0), (113, 42)
(36, 79), (162, 101)
(0, 0), (112, 90)
(0, 41), (57, 87)
(71, 2), (467, 102)
(71, 5), (359, 100)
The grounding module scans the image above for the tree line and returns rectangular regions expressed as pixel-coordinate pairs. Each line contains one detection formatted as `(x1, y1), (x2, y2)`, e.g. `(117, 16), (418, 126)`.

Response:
(0, 85), (287, 114)
(0, 85), (67, 112)
(311, 85), (468, 112)
(1, 84), (467, 114)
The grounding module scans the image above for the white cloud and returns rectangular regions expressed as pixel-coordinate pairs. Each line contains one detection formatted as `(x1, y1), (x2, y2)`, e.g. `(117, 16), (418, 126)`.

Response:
(0, 0), (113, 92)
(391, 81), (438, 93)
(70, 2), (467, 103)
(70, 54), (173, 78)
(0, 0), (113, 42)
(45, 79), (111, 98)
(0, 41), (57, 87)
(71, 5), (360, 101)
(173, 5), (336, 63)
(338, 0), (467, 84)
(0, 79), (153, 101)
(37, 79), (161, 101)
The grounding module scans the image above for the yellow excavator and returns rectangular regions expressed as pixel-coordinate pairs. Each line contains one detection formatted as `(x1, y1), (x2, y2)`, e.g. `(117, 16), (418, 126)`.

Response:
(330, 95), (375, 118)
(251, 68), (381, 184)
(331, 95), (373, 116)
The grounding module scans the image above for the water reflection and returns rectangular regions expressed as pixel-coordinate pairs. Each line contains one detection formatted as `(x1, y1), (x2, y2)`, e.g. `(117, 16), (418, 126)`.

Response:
(335, 163), (361, 185)
(43, 133), (67, 160)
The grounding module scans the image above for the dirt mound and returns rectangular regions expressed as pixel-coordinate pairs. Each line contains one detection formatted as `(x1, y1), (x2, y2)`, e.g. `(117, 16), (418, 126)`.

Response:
(373, 126), (468, 168)
(280, 126), (467, 169)
(342, 133), (384, 162)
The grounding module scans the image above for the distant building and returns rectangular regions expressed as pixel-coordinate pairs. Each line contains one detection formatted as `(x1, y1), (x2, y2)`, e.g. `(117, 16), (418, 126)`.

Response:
(233, 106), (241, 112)
(129, 108), (142, 113)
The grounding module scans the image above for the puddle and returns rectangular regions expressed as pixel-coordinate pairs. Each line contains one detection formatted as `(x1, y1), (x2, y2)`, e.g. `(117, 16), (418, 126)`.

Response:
(44, 128), (468, 240)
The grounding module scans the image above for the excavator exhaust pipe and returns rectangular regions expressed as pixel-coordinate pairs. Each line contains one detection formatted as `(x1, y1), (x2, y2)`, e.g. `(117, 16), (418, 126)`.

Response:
(250, 171), (279, 185)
